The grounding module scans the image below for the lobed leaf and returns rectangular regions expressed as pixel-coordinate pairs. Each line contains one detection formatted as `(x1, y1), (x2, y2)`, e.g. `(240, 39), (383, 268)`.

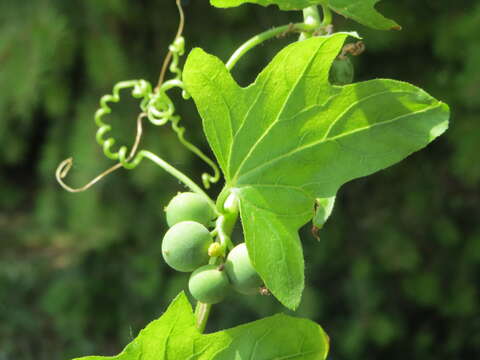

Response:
(72, 292), (329, 360)
(184, 33), (449, 309)
(328, 0), (401, 31)
(72, 293), (199, 360)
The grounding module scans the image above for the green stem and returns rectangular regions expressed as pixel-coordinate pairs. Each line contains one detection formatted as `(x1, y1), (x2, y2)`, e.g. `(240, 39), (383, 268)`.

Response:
(194, 302), (212, 333)
(140, 150), (216, 210)
(216, 213), (236, 252)
(321, 4), (333, 26)
(226, 22), (316, 71)
(194, 193), (239, 333)
(300, 6), (321, 40)
(220, 193), (239, 250)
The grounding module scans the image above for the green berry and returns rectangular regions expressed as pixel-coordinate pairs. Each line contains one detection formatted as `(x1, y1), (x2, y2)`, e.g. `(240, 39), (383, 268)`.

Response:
(162, 221), (212, 272)
(225, 243), (263, 295)
(165, 192), (216, 228)
(329, 57), (354, 85)
(188, 264), (230, 304)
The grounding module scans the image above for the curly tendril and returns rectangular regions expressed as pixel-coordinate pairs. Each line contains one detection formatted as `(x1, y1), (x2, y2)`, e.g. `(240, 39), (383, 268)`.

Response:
(95, 81), (151, 166)
(170, 114), (221, 189)
(56, 112), (146, 192)
(156, 0), (185, 89)
(56, 0), (220, 194)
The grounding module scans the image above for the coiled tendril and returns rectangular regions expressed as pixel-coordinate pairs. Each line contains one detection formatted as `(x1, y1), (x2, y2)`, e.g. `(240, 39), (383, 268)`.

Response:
(56, 0), (220, 193)
(95, 80), (151, 168)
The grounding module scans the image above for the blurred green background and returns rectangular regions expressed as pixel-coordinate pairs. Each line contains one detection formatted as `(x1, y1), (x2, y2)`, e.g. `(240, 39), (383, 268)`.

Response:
(0, 0), (479, 359)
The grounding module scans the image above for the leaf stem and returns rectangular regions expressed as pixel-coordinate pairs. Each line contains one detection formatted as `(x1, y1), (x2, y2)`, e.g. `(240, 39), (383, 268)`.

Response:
(216, 213), (237, 252)
(226, 22), (317, 71)
(140, 150), (216, 210)
(321, 4), (333, 27)
(194, 302), (212, 333)
(300, 6), (322, 40)
(194, 193), (239, 333)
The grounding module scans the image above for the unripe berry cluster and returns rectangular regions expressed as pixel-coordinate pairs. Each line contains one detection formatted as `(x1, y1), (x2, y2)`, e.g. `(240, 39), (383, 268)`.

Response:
(162, 192), (264, 304)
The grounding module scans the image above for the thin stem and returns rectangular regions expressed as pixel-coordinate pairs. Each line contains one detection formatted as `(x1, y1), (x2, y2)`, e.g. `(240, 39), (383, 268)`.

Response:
(194, 302), (212, 333)
(140, 150), (216, 210)
(194, 193), (239, 333)
(56, 113), (147, 193)
(300, 6), (321, 40)
(156, 0), (185, 90)
(226, 22), (316, 71)
(56, 159), (124, 193)
(216, 215), (236, 251)
(321, 4), (333, 26)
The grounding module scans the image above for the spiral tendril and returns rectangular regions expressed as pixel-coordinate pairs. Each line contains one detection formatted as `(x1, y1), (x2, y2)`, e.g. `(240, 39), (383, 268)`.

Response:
(56, 158), (124, 193)
(56, 0), (220, 193)
(170, 115), (220, 188)
(56, 112), (147, 192)
(156, 0), (185, 89)
(94, 80), (151, 165)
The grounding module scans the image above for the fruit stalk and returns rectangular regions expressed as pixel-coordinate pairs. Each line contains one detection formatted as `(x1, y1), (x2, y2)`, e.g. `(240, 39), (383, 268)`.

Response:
(141, 150), (216, 209)
(299, 6), (321, 40)
(194, 193), (239, 332)
(194, 302), (211, 333)
(320, 4), (332, 27)
(225, 22), (317, 70)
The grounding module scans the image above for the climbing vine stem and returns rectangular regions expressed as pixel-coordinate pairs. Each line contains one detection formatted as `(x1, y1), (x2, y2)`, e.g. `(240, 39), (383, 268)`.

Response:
(321, 4), (333, 27)
(301, 6), (321, 40)
(226, 22), (318, 70)
(140, 150), (216, 210)
(194, 302), (211, 333)
(194, 193), (239, 332)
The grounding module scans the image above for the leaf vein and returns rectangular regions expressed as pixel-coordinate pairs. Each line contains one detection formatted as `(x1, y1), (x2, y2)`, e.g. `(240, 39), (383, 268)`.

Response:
(321, 89), (416, 141)
(232, 39), (331, 182)
(238, 103), (443, 183)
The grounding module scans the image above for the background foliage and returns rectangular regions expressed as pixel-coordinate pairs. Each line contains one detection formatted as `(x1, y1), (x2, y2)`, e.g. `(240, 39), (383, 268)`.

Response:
(0, 0), (478, 359)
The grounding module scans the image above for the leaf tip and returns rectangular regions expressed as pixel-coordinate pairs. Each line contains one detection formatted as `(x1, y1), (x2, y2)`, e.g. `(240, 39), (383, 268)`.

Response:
(440, 101), (451, 113)
(188, 47), (207, 58)
(426, 101), (450, 140)
(279, 287), (304, 311)
(168, 291), (193, 312)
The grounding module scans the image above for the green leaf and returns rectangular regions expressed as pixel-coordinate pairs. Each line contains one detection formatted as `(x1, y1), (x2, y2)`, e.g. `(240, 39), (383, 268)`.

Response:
(210, 0), (325, 11)
(72, 292), (199, 360)
(328, 0), (401, 31)
(72, 292), (329, 360)
(183, 34), (449, 309)
(210, 0), (400, 31)
(207, 312), (330, 359)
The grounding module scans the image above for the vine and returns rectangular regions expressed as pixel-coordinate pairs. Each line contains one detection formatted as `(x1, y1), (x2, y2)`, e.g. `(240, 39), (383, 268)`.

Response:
(57, 0), (220, 195)
(57, 1), (450, 359)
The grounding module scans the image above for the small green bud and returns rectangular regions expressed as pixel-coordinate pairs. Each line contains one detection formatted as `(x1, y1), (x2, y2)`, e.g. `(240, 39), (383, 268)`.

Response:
(329, 57), (354, 85)
(208, 242), (224, 258)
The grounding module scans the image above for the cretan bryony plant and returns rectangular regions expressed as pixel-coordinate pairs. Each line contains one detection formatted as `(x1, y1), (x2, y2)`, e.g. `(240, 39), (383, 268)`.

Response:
(56, 1), (450, 359)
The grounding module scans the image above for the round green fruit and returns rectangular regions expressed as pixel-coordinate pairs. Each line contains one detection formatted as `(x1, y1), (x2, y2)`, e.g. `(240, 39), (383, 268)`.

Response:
(165, 192), (216, 228)
(188, 264), (230, 304)
(225, 243), (263, 295)
(329, 57), (354, 85)
(162, 221), (212, 272)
